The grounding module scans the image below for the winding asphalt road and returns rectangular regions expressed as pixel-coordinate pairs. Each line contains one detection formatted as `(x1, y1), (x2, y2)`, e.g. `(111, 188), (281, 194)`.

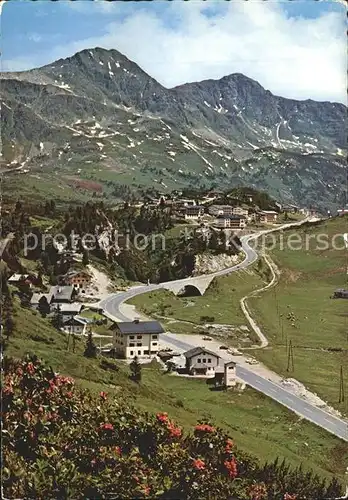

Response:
(101, 222), (348, 442)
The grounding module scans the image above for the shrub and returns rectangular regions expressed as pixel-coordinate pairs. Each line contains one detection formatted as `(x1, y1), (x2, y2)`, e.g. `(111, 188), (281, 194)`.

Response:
(2, 355), (343, 499)
(200, 315), (215, 323)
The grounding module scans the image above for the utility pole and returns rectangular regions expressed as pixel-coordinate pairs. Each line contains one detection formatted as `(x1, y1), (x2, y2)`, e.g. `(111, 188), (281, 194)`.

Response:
(339, 365), (345, 403)
(286, 339), (294, 372)
(67, 325), (71, 351)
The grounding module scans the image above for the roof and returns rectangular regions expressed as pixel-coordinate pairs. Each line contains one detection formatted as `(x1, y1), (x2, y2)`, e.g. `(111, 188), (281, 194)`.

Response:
(55, 303), (83, 313)
(30, 293), (42, 305)
(225, 361), (236, 367)
(184, 346), (220, 360)
(63, 315), (89, 326)
(30, 292), (53, 305)
(8, 274), (29, 282)
(111, 320), (165, 335)
(259, 210), (278, 215)
(50, 285), (74, 301)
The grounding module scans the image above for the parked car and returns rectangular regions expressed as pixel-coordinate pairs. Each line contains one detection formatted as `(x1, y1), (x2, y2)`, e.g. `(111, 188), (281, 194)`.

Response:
(228, 348), (242, 356)
(202, 336), (213, 341)
(246, 358), (258, 365)
(219, 345), (228, 350)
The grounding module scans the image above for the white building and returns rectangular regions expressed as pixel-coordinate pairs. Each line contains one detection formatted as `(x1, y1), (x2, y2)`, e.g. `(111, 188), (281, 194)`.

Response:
(213, 215), (246, 229)
(62, 315), (89, 335)
(224, 361), (237, 387)
(111, 320), (164, 359)
(258, 210), (278, 224)
(184, 346), (221, 376)
(55, 303), (83, 320)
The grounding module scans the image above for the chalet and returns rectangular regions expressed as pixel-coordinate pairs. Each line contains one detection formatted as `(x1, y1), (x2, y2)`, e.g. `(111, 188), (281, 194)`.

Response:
(213, 215), (246, 230)
(8, 273), (36, 289)
(30, 292), (54, 308)
(184, 205), (205, 220)
(54, 302), (83, 319)
(337, 208), (348, 217)
(111, 320), (164, 359)
(30, 285), (75, 311)
(213, 361), (239, 388)
(50, 285), (75, 304)
(61, 270), (91, 290)
(184, 347), (220, 376)
(208, 205), (233, 217)
(62, 315), (89, 335)
(259, 210), (278, 224)
(8, 274), (29, 285)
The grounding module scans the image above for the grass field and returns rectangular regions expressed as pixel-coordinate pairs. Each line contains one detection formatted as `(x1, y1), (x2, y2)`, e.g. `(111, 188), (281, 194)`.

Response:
(130, 218), (348, 414)
(5, 299), (347, 482)
(129, 266), (267, 342)
(248, 217), (348, 415)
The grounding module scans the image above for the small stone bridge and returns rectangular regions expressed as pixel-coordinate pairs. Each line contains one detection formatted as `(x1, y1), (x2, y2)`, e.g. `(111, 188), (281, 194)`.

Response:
(160, 274), (216, 296)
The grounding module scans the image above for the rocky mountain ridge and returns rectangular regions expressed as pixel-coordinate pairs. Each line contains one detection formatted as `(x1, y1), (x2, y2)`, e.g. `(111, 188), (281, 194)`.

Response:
(1, 46), (346, 210)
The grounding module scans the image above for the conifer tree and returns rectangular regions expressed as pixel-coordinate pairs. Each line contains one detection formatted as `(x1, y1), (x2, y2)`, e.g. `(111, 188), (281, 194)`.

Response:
(84, 331), (97, 358)
(52, 305), (63, 329)
(38, 296), (50, 318)
(129, 355), (142, 382)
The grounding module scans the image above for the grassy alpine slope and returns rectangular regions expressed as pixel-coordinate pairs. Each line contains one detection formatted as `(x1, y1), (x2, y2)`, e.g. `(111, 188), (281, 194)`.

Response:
(129, 264), (268, 340)
(248, 216), (348, 416)
(4, 298), (348, 482)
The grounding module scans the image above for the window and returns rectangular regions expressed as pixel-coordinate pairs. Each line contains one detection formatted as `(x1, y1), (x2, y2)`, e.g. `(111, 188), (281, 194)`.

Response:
(197, 358), (201, 363)
(138, 350), (141, 355)
(229, 366), (234, 370)
(137, 342), (142, 347)
(152, 342), (157, 346)
(129, 342), (135, 347)
(130, 335), (135, 340)
(137, 335), (142, 339)
(208, 359), (212, 363)
(152, 335), (158, 339)
(130, 350), (134, 356)
(203, 358), (206, 363)
(144, 350), (149, 355)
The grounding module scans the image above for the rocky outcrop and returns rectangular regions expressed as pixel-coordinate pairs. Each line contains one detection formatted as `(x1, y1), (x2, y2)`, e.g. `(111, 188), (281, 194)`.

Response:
(193, 253), (240, 275)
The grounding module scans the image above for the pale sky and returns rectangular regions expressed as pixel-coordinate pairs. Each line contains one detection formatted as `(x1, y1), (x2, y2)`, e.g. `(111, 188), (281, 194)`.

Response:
(1, 0), (347, 103)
